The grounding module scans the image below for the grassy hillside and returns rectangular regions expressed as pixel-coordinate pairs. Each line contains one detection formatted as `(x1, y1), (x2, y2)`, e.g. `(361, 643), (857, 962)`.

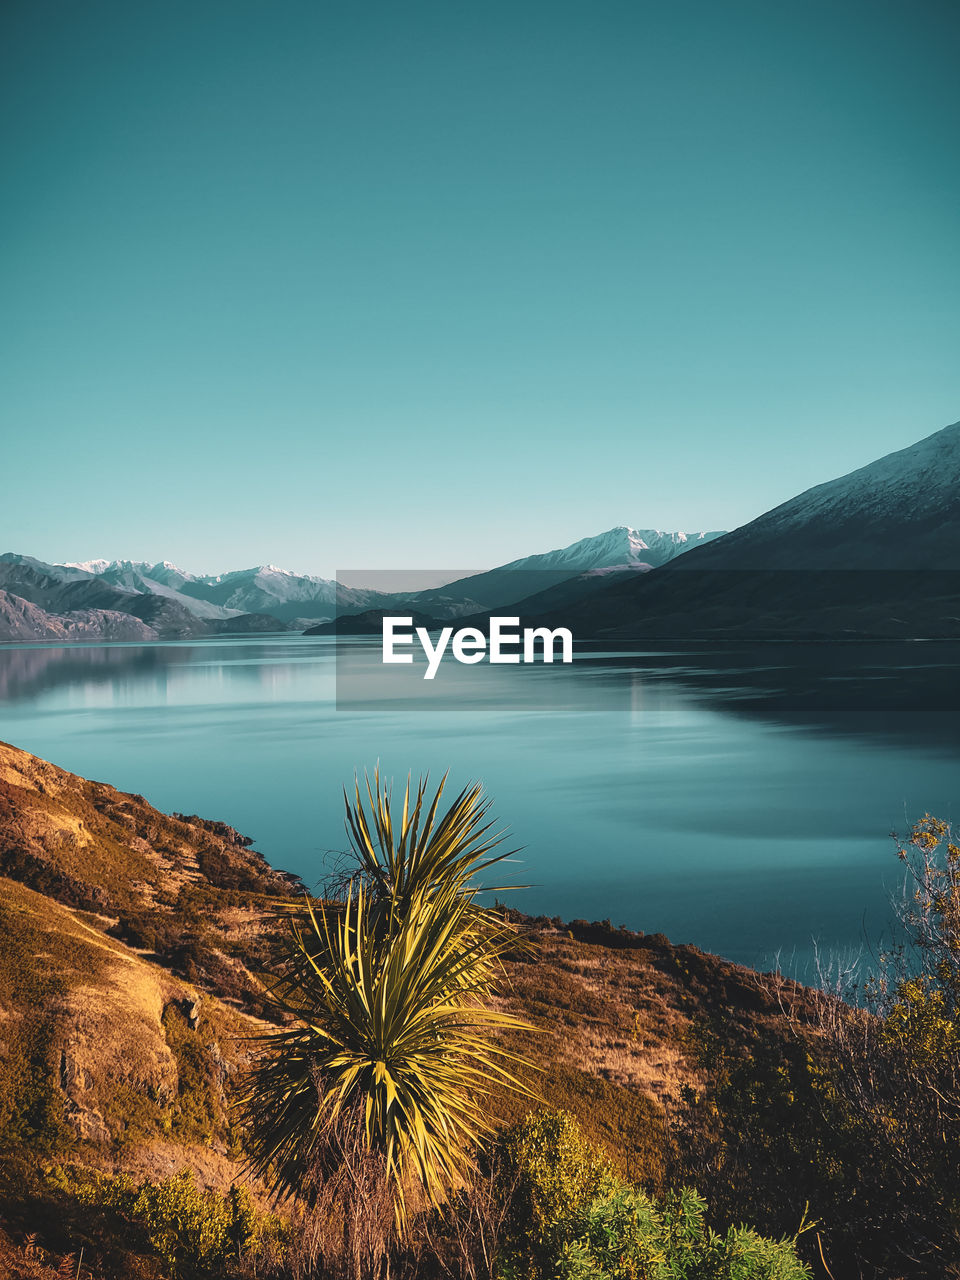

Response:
(0, 742), (822, 1277)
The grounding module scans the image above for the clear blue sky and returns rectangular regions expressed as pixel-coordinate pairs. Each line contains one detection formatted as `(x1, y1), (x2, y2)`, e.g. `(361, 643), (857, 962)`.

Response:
(3, 0), (958, 576)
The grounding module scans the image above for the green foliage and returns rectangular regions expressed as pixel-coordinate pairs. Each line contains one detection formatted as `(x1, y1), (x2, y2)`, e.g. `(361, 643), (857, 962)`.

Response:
(160, 1005), (226, 1145)
(494, 1111), (809, 1280)
(68, 1001), (232, 1152)
(672, 815), (960, 1278)
(674, 1018), (865, 1274)
(881, 972), (960, 1062)
(496, 1108), (617, 1266)
(881, 814), (960, 1059)
(46, 1165), (285, 1278)
(537, 1069), (666, 1192)
(496, 1063), (666, 1191)
(128, 1173), (232, 1275)
(555, 1185), (810, 1280)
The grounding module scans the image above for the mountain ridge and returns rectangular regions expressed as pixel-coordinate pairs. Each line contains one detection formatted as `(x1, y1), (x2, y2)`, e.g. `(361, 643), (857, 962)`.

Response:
(0, 526), (723, 639)
(668, 419), (960, 572)
(12, 412), (960, 645)
(0, 589), (160, 642)
(375, 526), (727, 617)
(518, 420), (960, 639)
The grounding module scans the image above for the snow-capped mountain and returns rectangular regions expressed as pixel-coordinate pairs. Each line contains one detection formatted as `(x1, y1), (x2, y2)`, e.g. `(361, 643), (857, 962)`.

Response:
(498, 526), (725, 574)
(0, 553), (208, 635)
(52, 559), (403, 623)
(0, 554), (139, 611)
(410, 526), (726, 614)
(105, 559), (198, 591)
(15, 420), (960, 642)
(177, 565), (386, 622)
(29, 526), (726, 627)
(57, 530), (727, 625)
(184, 565), (336, 611)
(672, 419), (960, 572)
(62, 560), (238, 620)
(63, 558), (113, 574)
(541, 419), (960, 641)
(52, 559), (337, 622)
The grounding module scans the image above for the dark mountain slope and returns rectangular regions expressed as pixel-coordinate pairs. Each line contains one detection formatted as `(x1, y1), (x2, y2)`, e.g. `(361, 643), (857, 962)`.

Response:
(0, 590), (159, 642)
(0, 556), (286, 640)
(672, 419), (960, 573)
(529, 421), (960, 639)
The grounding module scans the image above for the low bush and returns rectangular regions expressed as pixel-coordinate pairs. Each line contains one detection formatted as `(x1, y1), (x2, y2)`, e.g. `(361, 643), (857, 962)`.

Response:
(672, 817), (960, 1279)
(553, 1185), (809, 1280)
(491, 1109), (809, 1280)
(46, 1166), (286, 1278)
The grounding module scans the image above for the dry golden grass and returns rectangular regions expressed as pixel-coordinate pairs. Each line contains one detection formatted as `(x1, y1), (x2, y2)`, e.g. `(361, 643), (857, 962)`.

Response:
(0, 739), (820, 1237)
(0, 740), (292, 915)
(0, 876), (256, 1171)
(502, 931), (698, 1104)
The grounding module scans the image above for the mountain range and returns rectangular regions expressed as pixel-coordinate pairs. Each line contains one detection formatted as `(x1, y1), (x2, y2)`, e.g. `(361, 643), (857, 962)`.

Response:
(535, 420), (960, 640)
(0, 589), (159, 642)
(0, 526), (722, 641)
(322, 419), (960, 642)
(406, 526), (726, 615)
(0, 555), (283, 642)
(4, 418), (960, 644)
(60, 558), (367, 622)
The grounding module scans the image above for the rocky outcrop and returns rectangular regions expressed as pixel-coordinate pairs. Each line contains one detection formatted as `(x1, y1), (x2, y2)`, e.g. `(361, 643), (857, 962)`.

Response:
(0, 589), (159, 641)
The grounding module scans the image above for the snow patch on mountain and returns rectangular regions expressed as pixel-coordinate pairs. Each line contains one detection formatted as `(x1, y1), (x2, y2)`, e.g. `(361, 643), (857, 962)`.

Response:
(64, 559), (112, 574)
(499, 526), (727, 574)
(52, 558), (238, 619)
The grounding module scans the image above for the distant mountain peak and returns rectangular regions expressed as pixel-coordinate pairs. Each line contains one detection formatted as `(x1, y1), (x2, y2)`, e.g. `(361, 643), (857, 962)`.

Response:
(505, 526), (726, 573)
(62, 558), (111, 573)
(59, 557), (191, 578)
(407, 525), (728, 613)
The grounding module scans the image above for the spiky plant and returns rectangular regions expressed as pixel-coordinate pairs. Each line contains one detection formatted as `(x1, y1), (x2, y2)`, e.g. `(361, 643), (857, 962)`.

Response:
(242, 772), (534, 1234)
(343, 770), (518, 909)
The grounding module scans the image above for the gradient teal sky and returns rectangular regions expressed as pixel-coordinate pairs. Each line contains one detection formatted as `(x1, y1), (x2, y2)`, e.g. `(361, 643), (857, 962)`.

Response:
(3, 1), (958, 575)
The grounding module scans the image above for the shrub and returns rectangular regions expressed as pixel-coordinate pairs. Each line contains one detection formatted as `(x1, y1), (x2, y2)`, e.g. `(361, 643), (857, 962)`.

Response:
(129, 1173), (232, 1274)
(494, 1110), (809, 1280)
(45, 1166), (285, 1278)
(495, 1108), (616, 1270)
(673, 816), (960, 1278)
(555, 1185), (809, 1279)
(159, 1005), (225, 1145)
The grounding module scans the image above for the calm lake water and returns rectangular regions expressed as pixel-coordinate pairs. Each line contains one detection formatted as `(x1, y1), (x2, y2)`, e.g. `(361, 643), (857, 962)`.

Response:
(2, 634), (960, 977)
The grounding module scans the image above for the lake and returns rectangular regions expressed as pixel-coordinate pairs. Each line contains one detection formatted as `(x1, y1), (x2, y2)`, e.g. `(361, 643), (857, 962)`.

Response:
(2, 634), (959, 978)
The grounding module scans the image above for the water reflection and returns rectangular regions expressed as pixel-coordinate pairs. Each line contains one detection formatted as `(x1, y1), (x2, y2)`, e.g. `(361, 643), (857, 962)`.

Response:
(0, 635), (957, 978)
